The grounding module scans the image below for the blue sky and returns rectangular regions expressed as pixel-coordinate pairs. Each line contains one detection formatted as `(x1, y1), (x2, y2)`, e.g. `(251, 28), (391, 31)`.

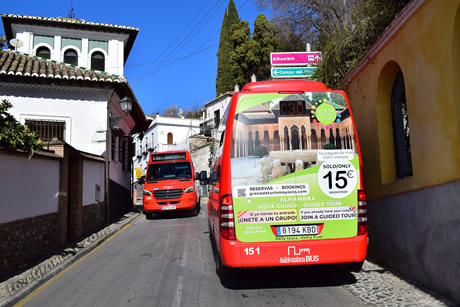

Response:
(1, 0), (268, 116)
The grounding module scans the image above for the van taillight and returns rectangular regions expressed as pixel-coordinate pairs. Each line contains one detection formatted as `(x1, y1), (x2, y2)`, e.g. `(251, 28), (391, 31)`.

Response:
(358, 190), (367, 235)
(219, 195), (236, 240)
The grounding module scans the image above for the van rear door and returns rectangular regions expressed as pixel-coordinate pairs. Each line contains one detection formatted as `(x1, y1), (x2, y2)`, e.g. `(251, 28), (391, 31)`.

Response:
(230, 91), (360, 243)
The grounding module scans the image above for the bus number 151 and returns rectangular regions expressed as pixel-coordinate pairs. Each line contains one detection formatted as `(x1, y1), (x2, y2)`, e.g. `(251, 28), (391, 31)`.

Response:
(244, 247), (260, 256)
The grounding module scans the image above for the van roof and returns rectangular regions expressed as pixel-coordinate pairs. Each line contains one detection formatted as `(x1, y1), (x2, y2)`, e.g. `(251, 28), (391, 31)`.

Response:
(242, 80), (328, 93)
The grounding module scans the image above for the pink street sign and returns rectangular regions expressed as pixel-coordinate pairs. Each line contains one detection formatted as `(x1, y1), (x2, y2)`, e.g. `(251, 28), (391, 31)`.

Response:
(271, 52), (322, 66)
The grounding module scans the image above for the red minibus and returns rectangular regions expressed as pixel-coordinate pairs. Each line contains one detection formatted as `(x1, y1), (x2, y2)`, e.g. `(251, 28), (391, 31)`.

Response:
(143, 150), (201, 219)
(204, 80), (367, 274)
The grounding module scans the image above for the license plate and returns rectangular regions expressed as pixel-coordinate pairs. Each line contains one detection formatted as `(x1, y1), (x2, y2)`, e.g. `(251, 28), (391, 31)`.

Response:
(276, 225), (318, 236)
(161, 205), (176, 210)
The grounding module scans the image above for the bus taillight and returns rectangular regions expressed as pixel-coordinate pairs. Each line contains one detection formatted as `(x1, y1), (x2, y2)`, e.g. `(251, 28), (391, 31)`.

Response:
(219, 194), (236, 240)
(358, 190), (367, 235)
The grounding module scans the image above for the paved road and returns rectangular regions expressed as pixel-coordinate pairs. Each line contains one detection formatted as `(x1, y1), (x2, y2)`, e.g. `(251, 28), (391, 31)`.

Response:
(18, 209), (366, 307)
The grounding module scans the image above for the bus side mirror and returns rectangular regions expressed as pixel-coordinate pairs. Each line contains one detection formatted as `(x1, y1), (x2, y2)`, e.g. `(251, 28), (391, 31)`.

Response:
(209, 172), (218, 185)
(199, 171), (208, 184)
(195, 172), (200, 181)
(138, 176), (145, 184)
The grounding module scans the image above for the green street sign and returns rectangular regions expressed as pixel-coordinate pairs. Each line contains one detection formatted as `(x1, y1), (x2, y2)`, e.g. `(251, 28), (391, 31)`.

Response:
(271, 66), (317, 78)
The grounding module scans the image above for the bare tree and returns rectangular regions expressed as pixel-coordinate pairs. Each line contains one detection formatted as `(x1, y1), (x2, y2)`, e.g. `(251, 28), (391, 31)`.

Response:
(256, 0), (357, 48)
(162, 105), (180, 117)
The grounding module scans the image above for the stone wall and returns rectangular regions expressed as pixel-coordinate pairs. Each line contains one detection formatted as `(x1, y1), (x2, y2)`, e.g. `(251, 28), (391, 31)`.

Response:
(82, 202), (107, 238)
(0, 143), (108, 278)
(189, 135), (212, 175)
(367, 180), (460, 304)
(0, 213), (58, 277)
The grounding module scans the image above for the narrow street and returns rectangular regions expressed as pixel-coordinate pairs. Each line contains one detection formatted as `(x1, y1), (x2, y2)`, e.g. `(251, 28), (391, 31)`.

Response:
(17, 207), (367, 307)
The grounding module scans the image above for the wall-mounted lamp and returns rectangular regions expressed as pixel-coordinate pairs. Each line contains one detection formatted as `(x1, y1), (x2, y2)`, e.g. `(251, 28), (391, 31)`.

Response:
(110, 96), (132, 127)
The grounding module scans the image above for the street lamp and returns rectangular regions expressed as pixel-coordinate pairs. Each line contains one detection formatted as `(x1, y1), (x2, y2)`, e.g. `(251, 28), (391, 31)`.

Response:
(110, 96), (133, 127)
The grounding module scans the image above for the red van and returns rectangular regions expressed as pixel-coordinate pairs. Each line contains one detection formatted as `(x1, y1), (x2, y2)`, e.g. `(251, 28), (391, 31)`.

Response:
(143, 150), (201, 219)
(204, 80), (367, 274)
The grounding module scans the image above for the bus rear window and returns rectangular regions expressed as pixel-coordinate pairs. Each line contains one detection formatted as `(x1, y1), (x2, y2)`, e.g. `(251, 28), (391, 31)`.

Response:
(230, 92), (356, 187)
(146, 162), (192, 181)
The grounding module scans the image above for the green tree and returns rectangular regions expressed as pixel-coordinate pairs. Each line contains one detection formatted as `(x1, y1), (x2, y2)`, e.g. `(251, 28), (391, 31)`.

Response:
(0, 35), (6, 48)
(216, 0), (240, 96)
(0, 99), (43, 158)
(258, 0), (409, 88)
(312, 92), (329, 104)
(330, 92), (347, 106)
(252, 14), (281, 81)
(230, 21), (261, 89)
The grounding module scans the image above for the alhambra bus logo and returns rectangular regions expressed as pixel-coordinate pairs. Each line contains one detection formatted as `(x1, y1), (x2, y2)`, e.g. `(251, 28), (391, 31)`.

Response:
(288, 246), (310, 256)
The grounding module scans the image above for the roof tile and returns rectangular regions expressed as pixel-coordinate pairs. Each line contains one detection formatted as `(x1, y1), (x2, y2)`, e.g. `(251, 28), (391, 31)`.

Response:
(0, 50), (127, 84)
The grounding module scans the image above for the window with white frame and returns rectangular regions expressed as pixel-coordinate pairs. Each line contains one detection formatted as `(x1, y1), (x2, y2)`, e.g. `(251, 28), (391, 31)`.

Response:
(25, 119), (66, 142)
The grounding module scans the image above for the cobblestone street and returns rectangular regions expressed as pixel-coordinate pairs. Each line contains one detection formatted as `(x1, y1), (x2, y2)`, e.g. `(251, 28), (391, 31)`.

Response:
(345, 261), (451, 306)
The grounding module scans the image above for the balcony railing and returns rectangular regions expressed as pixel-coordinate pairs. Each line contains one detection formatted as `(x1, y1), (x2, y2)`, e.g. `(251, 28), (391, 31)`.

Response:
(200, 119), (214, 136)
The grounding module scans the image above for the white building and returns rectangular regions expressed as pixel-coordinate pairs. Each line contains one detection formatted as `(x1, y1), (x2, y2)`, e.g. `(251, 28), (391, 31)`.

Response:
(200, 92), (233, 138)
(2, 14), (137, 76)
(1, 14), (149, 220)
(133, 115), (200, 181)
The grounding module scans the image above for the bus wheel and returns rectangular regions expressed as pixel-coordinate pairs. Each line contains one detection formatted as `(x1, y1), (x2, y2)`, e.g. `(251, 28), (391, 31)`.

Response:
(145, 212), (154, 220)
(215, 251), (230, 276)
(193, 199), (201, 216)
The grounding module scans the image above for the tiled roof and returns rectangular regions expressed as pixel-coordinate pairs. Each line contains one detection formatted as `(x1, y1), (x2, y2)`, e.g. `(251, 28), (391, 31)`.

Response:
(0, 49), (151, 134)
(0, 49), (126, 83)
(1, 14), (139, 32)
(1, 14), (139, 62)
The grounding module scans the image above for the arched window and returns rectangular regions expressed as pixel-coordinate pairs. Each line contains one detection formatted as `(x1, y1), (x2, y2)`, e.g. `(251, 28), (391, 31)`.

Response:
(284, 126), (290, 150)
(167, 132), (173, 145)
(64, 49), (78, 65)
(254, 131), (260, 147)
(301, 126), (306, 149)
(391, 70), (413, 179)
(36, 46), (51, 59)
(335, 128), (342, 149)
(311, 129), (318, 149)
(263, 130), (270, 150)
(273, 130), (280, 151)
(91, 51), (105, 71)
(291, 125), (300, 150)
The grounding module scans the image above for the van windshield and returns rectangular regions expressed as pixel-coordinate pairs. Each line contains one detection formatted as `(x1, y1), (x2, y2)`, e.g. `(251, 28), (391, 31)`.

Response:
(146, 162), (192, 181)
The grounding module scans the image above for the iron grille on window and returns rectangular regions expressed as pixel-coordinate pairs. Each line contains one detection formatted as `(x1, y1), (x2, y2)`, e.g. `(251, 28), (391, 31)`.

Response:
(25, 119), (65, 142)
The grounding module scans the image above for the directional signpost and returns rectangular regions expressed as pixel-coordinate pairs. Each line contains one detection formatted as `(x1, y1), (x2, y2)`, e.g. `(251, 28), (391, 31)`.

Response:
(271, 52), (322, 66)
(270, 51), (322, 79)
(271, 67), (317, 78)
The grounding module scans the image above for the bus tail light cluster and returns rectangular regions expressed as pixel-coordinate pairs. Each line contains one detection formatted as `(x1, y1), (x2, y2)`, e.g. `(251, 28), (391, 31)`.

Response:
(219, 194), (236, 240)
(357, 190), (367, 235)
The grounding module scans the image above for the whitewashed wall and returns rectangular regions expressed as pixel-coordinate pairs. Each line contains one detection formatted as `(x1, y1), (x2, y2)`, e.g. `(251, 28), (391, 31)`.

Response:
(82, 160), (105, 206)
(0, 152), (60, 223)
(1, 86), (108, 156)
(132, 116), (200, 180)
(204, 94), (232, 123)
(15, 27), (128, 76)
(156, 116), (200, 150)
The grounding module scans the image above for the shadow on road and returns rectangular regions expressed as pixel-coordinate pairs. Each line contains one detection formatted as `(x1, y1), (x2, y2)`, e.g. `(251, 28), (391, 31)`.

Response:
(218, 264), (357, 290)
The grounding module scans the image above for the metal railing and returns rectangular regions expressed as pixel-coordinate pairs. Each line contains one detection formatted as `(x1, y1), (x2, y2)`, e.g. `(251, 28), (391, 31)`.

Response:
(200, 119), (214, 136)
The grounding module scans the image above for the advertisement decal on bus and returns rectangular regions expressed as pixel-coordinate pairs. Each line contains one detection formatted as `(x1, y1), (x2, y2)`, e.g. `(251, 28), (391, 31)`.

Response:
(230, 92), (360, 243)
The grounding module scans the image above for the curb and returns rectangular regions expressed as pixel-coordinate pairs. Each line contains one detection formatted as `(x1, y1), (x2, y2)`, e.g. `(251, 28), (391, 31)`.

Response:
(0, 212), (141, 307)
